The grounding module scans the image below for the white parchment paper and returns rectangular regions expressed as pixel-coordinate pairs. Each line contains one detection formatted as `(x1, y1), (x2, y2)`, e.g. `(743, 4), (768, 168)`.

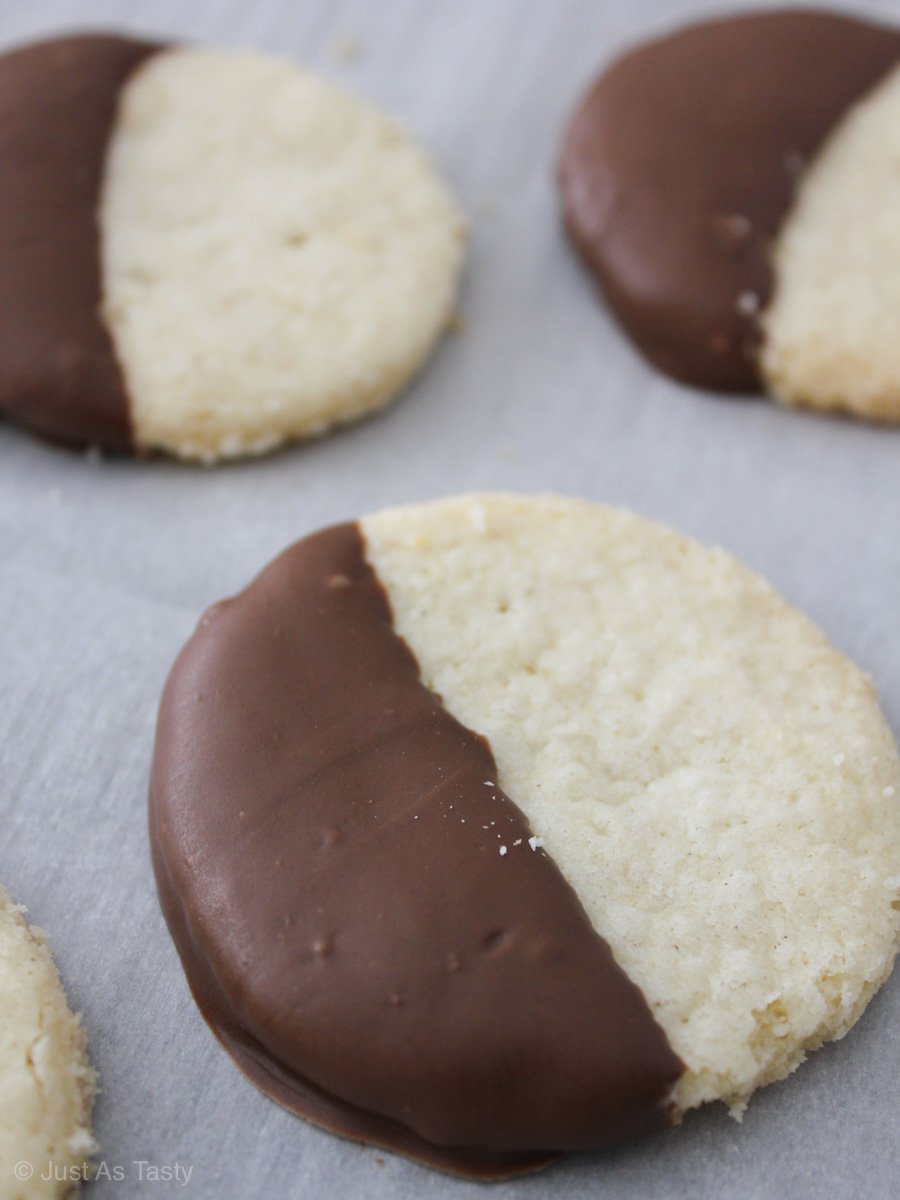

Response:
(2, 1), (899, 1196)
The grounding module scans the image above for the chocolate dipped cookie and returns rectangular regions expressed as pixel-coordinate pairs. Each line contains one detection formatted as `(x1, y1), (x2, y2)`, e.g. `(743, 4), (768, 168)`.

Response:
(559, 10), (900, 420)
(149, 493), (900, 1177)
(0, 35), (463, 460)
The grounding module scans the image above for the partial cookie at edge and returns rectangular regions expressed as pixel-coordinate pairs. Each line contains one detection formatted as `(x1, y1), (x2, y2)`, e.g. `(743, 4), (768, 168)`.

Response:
(0, 886), (96, 1200)
(558, 10), (900, 406)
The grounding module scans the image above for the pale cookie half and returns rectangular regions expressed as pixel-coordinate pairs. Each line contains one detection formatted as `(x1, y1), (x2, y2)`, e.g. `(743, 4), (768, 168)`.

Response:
(102, 46), (464, 461)
(0, 36), (464, 460)
(0, 887), (96, 1200)
(762, 64), (900, 420)
(362, 494), (900, 1116)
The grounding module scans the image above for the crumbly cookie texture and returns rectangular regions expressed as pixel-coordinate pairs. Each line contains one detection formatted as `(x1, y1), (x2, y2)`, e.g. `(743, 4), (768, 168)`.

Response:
(101, 47), (464, 462)
(362, 493), (900, 1118)
(763, 64), (900, 421)
(0, 887), (96, 1200)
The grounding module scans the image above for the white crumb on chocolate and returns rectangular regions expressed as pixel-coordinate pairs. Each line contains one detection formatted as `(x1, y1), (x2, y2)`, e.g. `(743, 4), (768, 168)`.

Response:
(736, 290), (760, 316)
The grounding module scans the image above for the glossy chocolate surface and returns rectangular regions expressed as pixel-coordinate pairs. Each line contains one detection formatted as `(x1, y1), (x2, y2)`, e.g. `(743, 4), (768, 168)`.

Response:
(150, 523), (683, 1177)
(0, 35), (159, 449)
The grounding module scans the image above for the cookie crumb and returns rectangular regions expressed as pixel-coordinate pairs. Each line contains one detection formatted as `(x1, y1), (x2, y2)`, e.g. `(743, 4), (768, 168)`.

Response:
(736, 290), (760, 316)
(329, 34), (362, 64)
(468, 503), (488, 532)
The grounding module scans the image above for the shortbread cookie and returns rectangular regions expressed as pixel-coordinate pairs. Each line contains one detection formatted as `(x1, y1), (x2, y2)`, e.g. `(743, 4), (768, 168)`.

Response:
(0, 36), (463, 460)
(150, 493), (900, 1177)
(0, 887), (96, 1199)
(559, 10), (900, 418)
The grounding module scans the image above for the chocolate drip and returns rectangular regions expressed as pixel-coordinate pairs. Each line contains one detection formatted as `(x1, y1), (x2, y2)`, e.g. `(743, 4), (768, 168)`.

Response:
(0, 35), (160, 450)
(149, 523), (684, 1178)
(559, 10), (900, 392)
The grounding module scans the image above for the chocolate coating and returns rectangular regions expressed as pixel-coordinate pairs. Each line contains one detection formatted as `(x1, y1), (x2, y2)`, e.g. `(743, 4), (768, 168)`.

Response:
(559, 10), (900, 391)
(0, 35), (160, 450)
(150, 523), (684, 1178)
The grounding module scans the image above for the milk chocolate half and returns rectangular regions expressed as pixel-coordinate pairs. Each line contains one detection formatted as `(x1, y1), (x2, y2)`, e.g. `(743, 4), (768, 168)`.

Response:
(0, 34), (160, 450)
(559, 10), (900, 391)
(149, 523), (684, 1178)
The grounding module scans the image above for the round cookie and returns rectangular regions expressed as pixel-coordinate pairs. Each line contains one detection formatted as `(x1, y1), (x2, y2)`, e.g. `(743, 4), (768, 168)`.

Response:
(150, 493), (900, 1177)
(0, 886), (96, 1198)
(0, 36), (464, 461)
(559, 10), (900, 418)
